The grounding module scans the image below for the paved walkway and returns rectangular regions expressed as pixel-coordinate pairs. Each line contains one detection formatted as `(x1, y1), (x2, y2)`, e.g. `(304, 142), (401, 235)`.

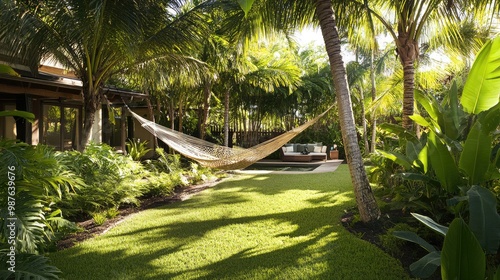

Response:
(236, 159), (344, 175)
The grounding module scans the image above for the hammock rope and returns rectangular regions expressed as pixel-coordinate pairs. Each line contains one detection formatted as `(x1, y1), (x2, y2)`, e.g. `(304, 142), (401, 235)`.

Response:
(127, 106), (333, 170)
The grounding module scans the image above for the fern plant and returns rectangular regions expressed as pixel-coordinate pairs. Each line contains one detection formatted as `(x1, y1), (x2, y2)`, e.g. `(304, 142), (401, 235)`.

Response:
(0, 139), (83, 279)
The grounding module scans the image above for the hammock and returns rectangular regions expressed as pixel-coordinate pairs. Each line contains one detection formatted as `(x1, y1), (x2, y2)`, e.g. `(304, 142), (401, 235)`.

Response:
(127, 106), (332, 170)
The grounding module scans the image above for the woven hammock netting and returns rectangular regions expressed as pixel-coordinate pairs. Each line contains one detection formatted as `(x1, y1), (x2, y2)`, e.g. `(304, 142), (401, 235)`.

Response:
(128, 106), (333, 170)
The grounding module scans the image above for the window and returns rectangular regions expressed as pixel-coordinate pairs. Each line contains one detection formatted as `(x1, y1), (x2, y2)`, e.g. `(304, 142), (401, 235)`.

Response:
(41, 104), (80, 150)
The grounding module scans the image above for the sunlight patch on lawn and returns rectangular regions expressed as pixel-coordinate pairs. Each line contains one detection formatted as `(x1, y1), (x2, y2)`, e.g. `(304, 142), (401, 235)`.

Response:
(49, 165), (409, 280)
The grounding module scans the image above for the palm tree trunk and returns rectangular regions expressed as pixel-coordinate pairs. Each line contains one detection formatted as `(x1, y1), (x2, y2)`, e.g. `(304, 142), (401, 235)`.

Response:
(396, 34), (418, 130)
(178, 101), (184, 133)
(223, 87), (230, 147)
(80, 87), (102, 150)
(200, 81), (212, 140)
(360, 88), (369, 155)
(169, 99), (175, 130)
(314, 0), (380, 223)
(370, 49), (377, 153)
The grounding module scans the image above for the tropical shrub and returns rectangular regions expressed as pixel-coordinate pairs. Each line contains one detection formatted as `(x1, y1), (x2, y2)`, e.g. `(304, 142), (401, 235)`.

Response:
(126, 139), (152, 161)
(372, 36), (500, 220)
(374, 35), (500, 279)
(57, 142), (151, 217)
(0, 138), (83, 279)
(394, 186), (500, 279)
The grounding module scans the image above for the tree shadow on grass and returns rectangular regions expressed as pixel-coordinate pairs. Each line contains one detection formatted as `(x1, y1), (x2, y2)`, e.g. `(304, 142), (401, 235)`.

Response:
(50, 202), (408, 279)
(49, 166), (408, 279)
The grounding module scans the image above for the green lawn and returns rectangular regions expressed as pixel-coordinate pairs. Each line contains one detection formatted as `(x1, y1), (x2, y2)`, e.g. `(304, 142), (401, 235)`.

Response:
(49, 165), (409, 280)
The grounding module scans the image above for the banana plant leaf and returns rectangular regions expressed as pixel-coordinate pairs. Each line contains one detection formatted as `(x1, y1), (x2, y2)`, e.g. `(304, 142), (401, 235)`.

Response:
(427, 131), (460, 193)
(409, 251), (441, 279)
(467, 186), (500, 254)
(0, 110), (35, 122)
(411, 213), (448, 236)
(441, 218), (485, 280)
(459, 122), (492, 185)
(461, 36), (500, 114)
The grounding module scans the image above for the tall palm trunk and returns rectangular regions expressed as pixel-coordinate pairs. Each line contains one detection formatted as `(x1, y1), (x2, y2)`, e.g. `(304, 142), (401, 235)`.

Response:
(80, 86), (102, 150)
(366, 0), (378, 154)
(200, 81), (212, 140)
(169, 99), (175, 130)
(360, 88), (369, 155)
(370, 48), (377, 153)
(396, 33), (418, 130)
(223, 87), (231, 147)
(314, 0), (380, 223)
(178, 101), (184, 133)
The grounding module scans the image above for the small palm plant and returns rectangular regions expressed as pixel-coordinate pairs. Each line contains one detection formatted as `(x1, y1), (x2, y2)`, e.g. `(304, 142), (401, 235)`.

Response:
(126, 139), (152, 161)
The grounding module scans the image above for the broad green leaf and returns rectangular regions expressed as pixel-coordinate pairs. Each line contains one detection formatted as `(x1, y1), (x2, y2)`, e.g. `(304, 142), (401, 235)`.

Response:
(0, 110), (35, 122)
(237, 0), (255, 16)
(427, 131), (460, 193)
(418, 144), (428, 173)
(0, 64), (21, 77)
(410, 114), (431, 128)
(376, 150), (412, 170)
(487, 147), (500, 180)
(379, 123), (418, 142)
(0, 251), (61, 280)
(446, 195), (469, 207)
(467, 186), (500, 254)
(461, 36), (500, 114)
(393, 231), (436, 252)
(405, 141), (421, 162)
(449, 81), (460, 129)
(441, 109), (460, 140)
(415, 90), (440, 121)
(459, 122), (492, 185)
(478, 103), (500, 133)
(441, 218), (485, 280)
(412, 213), (448, 235)
(398, 173), (440, 187)
(409, 251), (441, 279)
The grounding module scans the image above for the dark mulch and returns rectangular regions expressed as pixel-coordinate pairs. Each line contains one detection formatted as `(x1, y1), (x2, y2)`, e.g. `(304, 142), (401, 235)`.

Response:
(341, 208), (442, 280)
(56, 179), (221, 250)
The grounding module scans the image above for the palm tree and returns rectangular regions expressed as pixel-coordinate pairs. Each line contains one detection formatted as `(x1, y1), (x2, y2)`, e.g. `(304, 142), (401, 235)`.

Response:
(0, 0), (211, 149)
(313, 0), (380, 222)
(231, 0), (381, 222)
(343, 0), (496, 130)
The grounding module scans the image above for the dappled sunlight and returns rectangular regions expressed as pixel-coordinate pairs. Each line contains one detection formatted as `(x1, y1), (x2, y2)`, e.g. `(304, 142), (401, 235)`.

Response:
(250, 175), (271, 180)
(49, 166), (408, 279)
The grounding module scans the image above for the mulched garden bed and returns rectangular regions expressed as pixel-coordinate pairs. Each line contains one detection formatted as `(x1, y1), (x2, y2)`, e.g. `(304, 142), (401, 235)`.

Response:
(341, 208), (442, 280)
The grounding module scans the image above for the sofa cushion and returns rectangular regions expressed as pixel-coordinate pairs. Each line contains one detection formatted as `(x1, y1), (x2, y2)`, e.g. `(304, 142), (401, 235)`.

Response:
(307, 144), (315, 151)
(321, 146), (327, 153)
(296, 144), (304, 152)
(313, 146), (322, 153)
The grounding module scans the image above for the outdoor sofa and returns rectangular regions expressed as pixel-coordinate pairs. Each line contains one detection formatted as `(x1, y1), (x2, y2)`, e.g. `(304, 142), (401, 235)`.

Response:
(280, 143), (328, 162)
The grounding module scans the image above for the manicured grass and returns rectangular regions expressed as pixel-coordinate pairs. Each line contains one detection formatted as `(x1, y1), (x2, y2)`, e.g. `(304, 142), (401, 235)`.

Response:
(49, 165), (409, 279)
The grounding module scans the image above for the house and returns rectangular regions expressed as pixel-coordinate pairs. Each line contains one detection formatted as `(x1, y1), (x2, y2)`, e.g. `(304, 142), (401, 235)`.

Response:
(0, 61), (154, 152)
